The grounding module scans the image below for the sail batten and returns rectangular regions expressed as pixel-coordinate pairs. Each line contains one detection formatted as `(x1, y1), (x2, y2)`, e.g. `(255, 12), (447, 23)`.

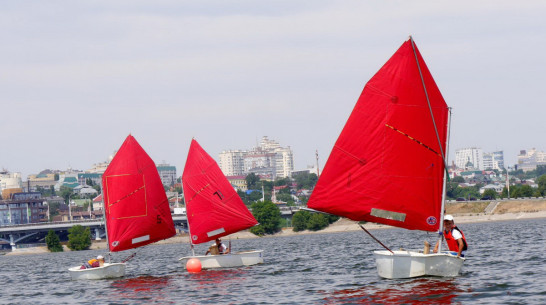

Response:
(103, 135), (176, 252)
(308, 39), (448, 232)
(183, 139), (258, 245)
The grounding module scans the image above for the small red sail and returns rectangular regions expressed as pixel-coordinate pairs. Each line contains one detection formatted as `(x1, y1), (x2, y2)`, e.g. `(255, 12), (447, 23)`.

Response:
(308, 39), (449, 232)
(103, 135), (176, 252)
(183, 139), (258, 245)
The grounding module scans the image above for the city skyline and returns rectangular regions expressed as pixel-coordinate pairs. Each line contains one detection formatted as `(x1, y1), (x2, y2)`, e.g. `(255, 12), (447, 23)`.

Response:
(2, 2), (546, 179)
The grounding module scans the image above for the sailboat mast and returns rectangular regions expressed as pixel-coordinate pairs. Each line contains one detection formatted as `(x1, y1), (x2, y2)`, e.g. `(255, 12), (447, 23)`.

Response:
(437, 108), (452, 253)
(100, 180), (111, 262)
(409, 36), (449, 172)
(181, 182), (195, 256)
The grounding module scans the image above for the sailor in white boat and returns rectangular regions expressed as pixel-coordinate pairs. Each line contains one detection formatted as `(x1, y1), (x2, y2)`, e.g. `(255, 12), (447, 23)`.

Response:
(205, 238), (230, 255)
(433, 215), (468, 257)
(80, 255), (105, 269)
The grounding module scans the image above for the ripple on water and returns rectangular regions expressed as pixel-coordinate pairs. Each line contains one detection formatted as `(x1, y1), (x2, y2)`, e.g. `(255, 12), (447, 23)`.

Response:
(0, 218), (545, 304)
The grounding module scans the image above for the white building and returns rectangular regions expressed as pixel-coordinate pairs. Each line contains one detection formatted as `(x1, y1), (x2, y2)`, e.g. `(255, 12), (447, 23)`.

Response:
(483, 151), (505, 171)
(517, 148), (546, 172)
(0, 170), (23, 194)
(218, 150), (246, 176)
(156, 163), (177, 187)
(219, 136), (295, 179)
(455, 147), (484, 170)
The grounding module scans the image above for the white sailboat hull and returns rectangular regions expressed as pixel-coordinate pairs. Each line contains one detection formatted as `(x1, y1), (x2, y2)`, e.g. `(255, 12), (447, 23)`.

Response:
(179, 250), (264, 269)
(68, 263), (126, 280)
(374, 250), (465, 279)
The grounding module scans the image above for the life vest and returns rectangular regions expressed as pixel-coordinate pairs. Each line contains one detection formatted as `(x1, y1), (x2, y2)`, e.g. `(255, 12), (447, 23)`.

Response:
(87, 259), (100, 268)
(445, 226), (468, 252)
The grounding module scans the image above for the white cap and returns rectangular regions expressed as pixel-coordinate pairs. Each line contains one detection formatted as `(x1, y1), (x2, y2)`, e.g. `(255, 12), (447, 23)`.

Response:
(444, 214), (454, 221)
(97, 255), (104, 260)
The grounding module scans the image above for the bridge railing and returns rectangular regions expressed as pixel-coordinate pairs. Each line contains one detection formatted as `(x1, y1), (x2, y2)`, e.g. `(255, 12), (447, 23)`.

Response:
(0, 218), (105, 229)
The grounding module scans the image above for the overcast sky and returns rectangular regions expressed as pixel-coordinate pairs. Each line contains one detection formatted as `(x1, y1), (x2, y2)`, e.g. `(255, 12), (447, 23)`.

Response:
(1, 1), (545, 179)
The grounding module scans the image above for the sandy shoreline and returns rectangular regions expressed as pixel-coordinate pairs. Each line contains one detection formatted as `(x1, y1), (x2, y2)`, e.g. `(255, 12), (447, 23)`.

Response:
(4, 209), (545, 256)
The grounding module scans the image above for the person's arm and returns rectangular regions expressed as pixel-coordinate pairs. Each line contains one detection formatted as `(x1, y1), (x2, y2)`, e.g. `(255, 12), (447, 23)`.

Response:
(433, 240), (439, 253)
(456, 238), (464, 257)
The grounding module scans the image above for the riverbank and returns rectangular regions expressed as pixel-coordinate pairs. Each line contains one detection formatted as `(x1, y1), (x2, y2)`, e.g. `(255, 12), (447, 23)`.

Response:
(5, 200), (546, 256)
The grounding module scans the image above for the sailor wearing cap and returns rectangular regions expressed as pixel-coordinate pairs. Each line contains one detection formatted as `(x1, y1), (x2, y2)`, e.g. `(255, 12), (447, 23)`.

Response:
(434, 215), (468, 257)
(80, 255), (106, 269)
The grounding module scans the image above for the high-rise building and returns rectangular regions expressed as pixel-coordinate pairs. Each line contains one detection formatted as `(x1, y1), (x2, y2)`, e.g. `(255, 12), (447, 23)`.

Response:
(218, 150), (246, 176)
(219, 136), (294, 179)
(455, 147), (484, 170)
(517, 148), (546, 172)
(156, 163), (177, 186)
(483, 151), (505, 170)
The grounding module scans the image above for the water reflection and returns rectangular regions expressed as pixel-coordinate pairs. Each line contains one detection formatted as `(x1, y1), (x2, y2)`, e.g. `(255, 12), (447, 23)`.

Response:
(188, 268), (248, 286)
(110, 275), (173, 303)
(323, 278), (471, 304)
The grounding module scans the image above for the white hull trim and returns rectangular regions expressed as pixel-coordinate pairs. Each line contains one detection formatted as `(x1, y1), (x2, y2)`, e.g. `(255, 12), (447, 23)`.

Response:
(179, 250), (264, 269)
(68, 263), (126, 280)
(374, 250), (465, 279)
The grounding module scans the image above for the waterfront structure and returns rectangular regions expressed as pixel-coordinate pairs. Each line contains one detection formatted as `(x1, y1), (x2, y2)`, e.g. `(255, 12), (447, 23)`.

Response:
(517, 148), (546, 172)
(0, 192), (47, 226)
(219, 136), (295, 179)
(455, 147), (484, 170)
(157, 163), (177, 187)
(483, 151), (505, 171)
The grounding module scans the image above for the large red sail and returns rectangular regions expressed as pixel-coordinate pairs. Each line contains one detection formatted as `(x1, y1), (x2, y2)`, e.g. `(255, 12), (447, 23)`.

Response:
(103, 135), (176, 252)
(183, 139), (258, 245)
(308, 39), (449, 232)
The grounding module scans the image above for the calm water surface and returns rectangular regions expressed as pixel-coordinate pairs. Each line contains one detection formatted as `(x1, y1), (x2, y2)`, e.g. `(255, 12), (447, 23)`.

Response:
(1, 218), (545, 304)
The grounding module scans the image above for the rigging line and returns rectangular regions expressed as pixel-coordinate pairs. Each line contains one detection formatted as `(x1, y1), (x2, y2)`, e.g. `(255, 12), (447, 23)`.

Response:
(409, 36), (449, 178)
(334, 145), (366, 164)
(385, 124), (441, 156)
(358, 224), (393, 254)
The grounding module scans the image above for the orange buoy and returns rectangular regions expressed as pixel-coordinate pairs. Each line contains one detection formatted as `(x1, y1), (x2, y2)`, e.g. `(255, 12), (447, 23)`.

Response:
(186, 258), (202, 273)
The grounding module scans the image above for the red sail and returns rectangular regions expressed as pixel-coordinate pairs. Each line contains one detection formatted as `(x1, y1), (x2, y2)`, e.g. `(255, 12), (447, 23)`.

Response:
(183, 139), (258, 245)
(308, 39), (449, 232)
(103, 135), (176, 252)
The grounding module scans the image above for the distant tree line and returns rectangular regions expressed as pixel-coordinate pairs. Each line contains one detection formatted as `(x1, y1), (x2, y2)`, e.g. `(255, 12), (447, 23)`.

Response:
(292, 210), (339, 232)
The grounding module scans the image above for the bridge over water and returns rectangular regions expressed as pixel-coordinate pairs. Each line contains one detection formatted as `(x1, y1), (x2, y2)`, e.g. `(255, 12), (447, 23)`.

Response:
(0, 215), (188, 251)
(0, 207), (300, 251)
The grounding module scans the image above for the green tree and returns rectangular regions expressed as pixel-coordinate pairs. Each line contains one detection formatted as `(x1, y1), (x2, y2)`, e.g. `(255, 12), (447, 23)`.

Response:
(536, 165), (546, 177)
(67, 225), (91, 251)
(452, 176), (465, 183)
(501, 186), (509, 198)
(45, 230), (63, 252)
(245, 173), (260, 190)
(250, 200), (282, 235)
(276, 193), (294, 205)
(537, 174), (546, 196)
(292, 210), (311, 232)
(306, 213), (329, 231)
(293, 172), (318, 189)
(481, 189), (497, 200)
(59, 186), (74, 204)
